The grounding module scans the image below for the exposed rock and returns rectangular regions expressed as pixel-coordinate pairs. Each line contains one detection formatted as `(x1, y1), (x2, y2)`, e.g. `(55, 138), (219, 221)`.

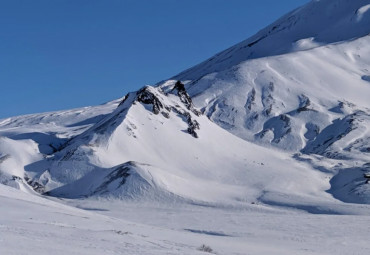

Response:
(136, 86), (164, 115)
(297, 94), (311, 112)
(261, 82), (275, 116)
(245, 88), (256, 112)
(171, 81), (201, 116)
(161, 111), (170, 119)
(172, 107), (200, 138)
(93, 163), (131, 195)
(135, 83), (201, 138)
(24, 176), (45, 194)
(186, 114), (200, 138)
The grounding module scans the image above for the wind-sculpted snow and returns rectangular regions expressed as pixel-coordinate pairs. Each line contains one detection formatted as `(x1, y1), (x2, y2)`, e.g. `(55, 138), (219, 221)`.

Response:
(48, 161), (173, 200)
(302, 111), (370, 159)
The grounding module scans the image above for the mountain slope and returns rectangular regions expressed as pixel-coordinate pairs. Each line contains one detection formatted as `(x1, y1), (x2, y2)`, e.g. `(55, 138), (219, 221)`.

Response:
(156, 0), (370, 203)
(1, 0), (370, 205)
(4, 2), (370, 254)
(26, 84), (331, 207)
(164, 0), (370, 158)
(171, 35), (370, 153)
(174, 0), (370, 80)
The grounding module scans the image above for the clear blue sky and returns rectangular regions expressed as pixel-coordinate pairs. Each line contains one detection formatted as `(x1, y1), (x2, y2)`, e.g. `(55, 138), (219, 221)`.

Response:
(0, 0), (309, 118)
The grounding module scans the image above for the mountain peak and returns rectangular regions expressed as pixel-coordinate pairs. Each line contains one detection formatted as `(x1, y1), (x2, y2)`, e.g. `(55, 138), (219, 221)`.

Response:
(175, 0), (370, 80)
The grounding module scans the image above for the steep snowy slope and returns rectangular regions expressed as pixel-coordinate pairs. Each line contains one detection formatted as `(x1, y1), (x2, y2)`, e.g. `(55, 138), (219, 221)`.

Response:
(172, 36), (370, 153)
(0, 99), (120, 191)
(0, 99), (120, 143)
(0, 137), (42, 192)
(21, 84), (332, 207)
(174, 0), (370, 80)
(158, 0), (370, 203)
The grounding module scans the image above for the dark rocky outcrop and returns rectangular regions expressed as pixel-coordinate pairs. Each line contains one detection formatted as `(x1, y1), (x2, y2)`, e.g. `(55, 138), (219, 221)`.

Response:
(135, 83), (202, 138)
(24, 176), (45, 194)
(245, 88), (256, 112)
(136, 86), (165, 115)
(261, 82), (275, 116)
(172, 107), (200, 138)
(171, 81), (201, 116)
(185, 113), (200, 138)
(297, 94), (311, 113)
(93, 163), (131, 195)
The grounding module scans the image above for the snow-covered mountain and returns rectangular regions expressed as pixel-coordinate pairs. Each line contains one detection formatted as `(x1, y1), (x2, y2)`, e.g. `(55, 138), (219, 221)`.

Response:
(0, 83), (330, 208)
(1, 0), (370, 206)
(3, 0), (370, 254)
(165, 0), (370, 203)
(174, 0), (370, 80)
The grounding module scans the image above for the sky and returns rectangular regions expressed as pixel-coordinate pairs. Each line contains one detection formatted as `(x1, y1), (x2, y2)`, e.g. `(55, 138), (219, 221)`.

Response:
(0, 0), (309, 118)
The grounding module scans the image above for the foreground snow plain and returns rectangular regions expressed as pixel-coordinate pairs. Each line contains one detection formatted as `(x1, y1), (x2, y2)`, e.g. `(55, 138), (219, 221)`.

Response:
(2, 183), (370, 255)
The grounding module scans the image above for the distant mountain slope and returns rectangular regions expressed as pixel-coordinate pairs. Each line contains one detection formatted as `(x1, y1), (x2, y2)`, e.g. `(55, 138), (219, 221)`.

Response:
(158, 0), (370, 159)
(174, 0), (370, 80)
(170, 36), (370, 154)
(161, 0), (370, 203)
(0, 99), (120, 140)
(0, 100), (120, 192)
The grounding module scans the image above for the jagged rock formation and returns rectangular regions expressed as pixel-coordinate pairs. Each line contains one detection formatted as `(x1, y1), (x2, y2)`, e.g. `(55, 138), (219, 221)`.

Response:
(136, 86), (168, 115)
(170, 81), (201, 116)
(135, 83), (201, 138)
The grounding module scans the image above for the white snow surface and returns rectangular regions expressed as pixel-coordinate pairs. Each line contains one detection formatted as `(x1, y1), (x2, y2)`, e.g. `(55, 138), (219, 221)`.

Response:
(174, 0), (370, 80)
(2, 0), (370, 254)
(2, 183), (370, 255)
(39, 86), (331, 207)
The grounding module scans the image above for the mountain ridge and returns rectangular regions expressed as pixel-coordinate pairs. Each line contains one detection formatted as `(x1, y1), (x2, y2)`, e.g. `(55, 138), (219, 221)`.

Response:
(174, 0), (370, 80)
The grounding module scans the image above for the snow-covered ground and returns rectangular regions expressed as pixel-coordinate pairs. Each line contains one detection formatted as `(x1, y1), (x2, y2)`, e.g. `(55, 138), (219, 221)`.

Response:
(2, 184), (370, 255)
(2, 0), (370, 254)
